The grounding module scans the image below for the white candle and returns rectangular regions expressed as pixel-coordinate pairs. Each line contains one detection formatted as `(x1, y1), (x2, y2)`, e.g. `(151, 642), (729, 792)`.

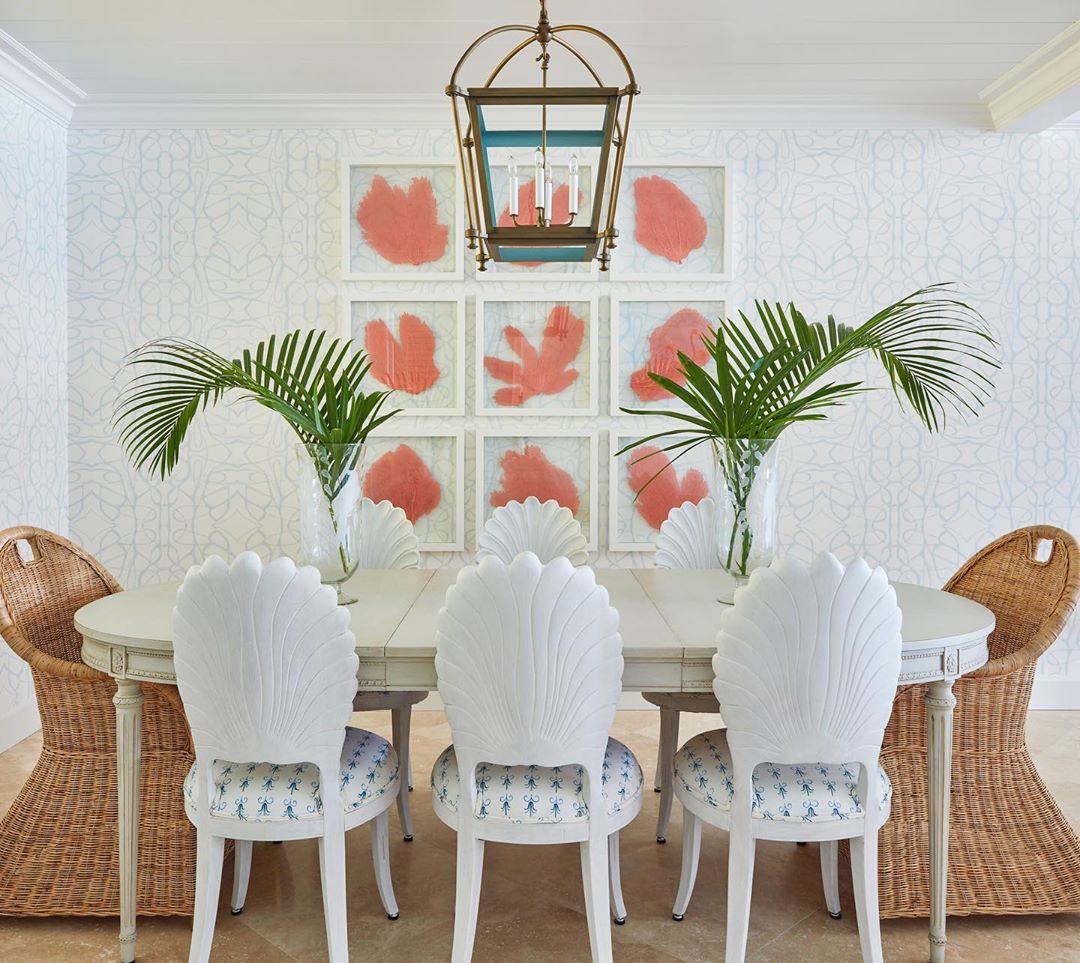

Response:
(508, 157), (519, 217)
(568, 154), (579, 215)
(534, 148), (544, 214)
(544, 162), (553, 219)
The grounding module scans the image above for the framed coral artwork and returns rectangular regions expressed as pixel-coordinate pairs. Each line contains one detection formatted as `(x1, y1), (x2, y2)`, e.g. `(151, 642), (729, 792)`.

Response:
(362, 428), (465, 551)
(476, 430), (598, 550)
(341, 158), (464, 281)
(476, 296), (598, 417)
(608, 428), (714, 552)
(348, 296), (465, 416)
(611, 297), (726, 415)
(610, 160), (731, 281)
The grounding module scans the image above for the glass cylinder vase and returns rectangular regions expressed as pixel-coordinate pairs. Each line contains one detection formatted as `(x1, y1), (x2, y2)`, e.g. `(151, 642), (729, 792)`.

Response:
(711, 437), (781, 602)
(295, 442), (365, 605)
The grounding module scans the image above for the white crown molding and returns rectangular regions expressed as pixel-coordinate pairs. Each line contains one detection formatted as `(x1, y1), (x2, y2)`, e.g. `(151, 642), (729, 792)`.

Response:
(70, 94), (991, 131)
(0, 29), (84, 125)
(980, 21), (1080, 132)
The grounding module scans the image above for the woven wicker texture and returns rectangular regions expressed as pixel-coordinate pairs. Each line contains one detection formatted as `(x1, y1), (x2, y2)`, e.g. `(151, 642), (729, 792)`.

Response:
(0, 527), (196, 917)
(876, 525), (1080, 917)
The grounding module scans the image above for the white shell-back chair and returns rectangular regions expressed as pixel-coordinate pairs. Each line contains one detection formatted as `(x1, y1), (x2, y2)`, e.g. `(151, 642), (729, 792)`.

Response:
(475, 496), (589, 566)
(353, 497), (424, 841)
(173, 553), (400, 963)
(432, 554), (643, 962)
(645, 498), (724, 842)
(671, 554), (902, 963)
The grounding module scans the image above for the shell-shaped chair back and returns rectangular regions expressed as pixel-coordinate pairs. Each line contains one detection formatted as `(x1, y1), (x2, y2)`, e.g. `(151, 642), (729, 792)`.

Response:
(713, 553), (902, 817)
(359, 498), (420, 570)
(173, 553), (359, 800)
(655, 498), (718, 569)
(435, 554), (622, 806)
(476, 497), (588, 567)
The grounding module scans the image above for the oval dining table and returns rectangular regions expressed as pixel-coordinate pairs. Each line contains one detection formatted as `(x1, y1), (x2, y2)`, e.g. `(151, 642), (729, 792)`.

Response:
(76, 566), (994, 963)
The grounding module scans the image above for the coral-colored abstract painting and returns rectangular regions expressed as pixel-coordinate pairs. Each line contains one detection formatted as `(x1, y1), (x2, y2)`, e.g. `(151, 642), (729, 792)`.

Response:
(613, 164), (729, 279)
(351, 298), (463, 414)
(478, 299), (595, 414)
(362, 432), (464, 549)
(613, 299), (725, 413)
(346, 163), (460, 278)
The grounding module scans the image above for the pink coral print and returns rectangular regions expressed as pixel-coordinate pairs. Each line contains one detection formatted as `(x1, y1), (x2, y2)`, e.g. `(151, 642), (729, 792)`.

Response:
(364, 312), (440, 395)
(627, 445), (708, 530)
(632, 175), (707, 264)
(490, 445), (581, 516)
(484, 304), (585, 407)
(498, 179), (581, 267)
(363, 445), (441, 523)
(630, 308), (711, 402)
(356, 174), (449, 266)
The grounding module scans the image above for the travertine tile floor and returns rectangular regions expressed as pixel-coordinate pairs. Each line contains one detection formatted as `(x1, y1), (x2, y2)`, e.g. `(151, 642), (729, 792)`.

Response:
(1, 709), (1078, 962)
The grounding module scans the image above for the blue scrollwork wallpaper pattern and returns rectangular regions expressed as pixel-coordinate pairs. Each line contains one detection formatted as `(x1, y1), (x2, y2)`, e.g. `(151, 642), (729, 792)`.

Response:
(0, 88), (68, 727)
(66, 125), (1080, 698)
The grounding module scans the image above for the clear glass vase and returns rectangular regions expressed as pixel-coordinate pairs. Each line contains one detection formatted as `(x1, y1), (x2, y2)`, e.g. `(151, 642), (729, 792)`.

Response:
(711, 437), (781, 602)
(295, 442), (365, 605)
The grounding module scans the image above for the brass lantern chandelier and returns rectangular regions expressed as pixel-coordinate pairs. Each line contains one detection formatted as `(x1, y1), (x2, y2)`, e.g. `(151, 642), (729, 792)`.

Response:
(446, 0), (638, 271)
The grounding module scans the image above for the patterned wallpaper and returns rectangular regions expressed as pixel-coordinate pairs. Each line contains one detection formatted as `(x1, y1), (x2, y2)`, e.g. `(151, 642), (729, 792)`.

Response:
(66, 126), (1080, 694)
(0, 88), (68, 722)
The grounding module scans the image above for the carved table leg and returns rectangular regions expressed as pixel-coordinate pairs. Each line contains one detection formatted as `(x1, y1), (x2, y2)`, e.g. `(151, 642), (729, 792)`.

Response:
(114, 679), (144, 963)
(925, 679), (956, 963)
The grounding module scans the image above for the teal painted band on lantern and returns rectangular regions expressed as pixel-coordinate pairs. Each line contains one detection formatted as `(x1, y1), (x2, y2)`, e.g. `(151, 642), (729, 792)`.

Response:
(480, 129), (604, 148)
(498, 247), (588, 262)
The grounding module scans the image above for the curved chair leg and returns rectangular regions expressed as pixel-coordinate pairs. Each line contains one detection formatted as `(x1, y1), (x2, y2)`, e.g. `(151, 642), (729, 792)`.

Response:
(851, 831), (884, 963)
(318, 830), (349, 963)
(391, 706), (415, 840)
(609, 830), (627, 924)
(188, 832), (225, 963)
(725, 827), (756, 963)
(452, 834), (485, 963)
(371, 810), (400, 919)
(655, 707), (678, 842)
(230, 839), (253, 915)
(580, 834), (614, 963)
(820, 840), (841, 919)
(672, 809), (702, 920)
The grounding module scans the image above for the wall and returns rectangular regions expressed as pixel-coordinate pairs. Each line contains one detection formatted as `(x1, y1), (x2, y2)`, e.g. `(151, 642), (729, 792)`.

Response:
(66, 125), (1080, 704)
(0, 86), (68, 748)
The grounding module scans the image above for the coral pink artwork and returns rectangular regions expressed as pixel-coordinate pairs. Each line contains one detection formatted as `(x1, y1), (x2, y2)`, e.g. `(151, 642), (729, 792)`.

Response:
(356, 175), (448, 266)
(484, 304), (585, 407)
(490, 445), (581, 516)
(363, 444), (442, 523)
(627, 445), (708, 530)
(630, 308), (711, 402)
(632, 175), (707, 264)
(364, 312), (440, 395)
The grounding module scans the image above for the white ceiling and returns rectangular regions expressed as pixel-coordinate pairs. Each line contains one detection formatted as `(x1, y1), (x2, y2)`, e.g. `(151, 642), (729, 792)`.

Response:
(0, 0), (1076, 108)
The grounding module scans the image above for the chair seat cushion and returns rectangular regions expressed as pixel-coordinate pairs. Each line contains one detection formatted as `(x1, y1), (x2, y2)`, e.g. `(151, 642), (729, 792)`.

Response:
(431, 738), (643, 825)
(675, 730), (891, 823)
(183, 726), (398, 823)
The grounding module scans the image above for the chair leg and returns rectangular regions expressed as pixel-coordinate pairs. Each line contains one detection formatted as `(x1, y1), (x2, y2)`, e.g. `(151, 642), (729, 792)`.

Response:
(851, 831), (884, 963)
(725, 827), (757, 963)
(188, 831), (225, 963)
(655, 707), (678, 842)
(608, 830), (627, 924)
(672, 809), (702, 920)
(371, 809), (400, 919)
(391, 706), (415, 840)
(318, 829), (349, 963)
(230, 839), (253, 914)
(820, 839), (841, 919)
(580, 835), (613, 963)
(451, 833), (485, 963)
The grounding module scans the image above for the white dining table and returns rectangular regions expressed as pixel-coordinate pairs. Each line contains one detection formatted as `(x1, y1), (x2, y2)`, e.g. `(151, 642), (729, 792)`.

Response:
(77, 567), (994, 963)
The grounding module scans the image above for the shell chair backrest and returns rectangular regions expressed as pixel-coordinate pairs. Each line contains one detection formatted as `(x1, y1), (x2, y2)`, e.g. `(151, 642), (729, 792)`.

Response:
(358, 498), (420, 570)
(172, 553), (358, 773)
(655, 498), (718, 569)
(476, 496), (588, 567)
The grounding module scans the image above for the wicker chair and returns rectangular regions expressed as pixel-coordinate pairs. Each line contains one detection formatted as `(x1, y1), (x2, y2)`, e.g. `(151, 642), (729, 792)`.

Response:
(877, 525), (1080, 917)
(0, 526), (197, 917)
